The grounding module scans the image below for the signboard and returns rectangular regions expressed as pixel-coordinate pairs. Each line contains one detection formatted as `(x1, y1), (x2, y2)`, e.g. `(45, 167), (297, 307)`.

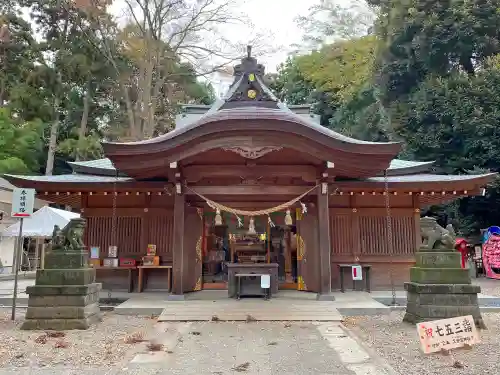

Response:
(90, 247), (100, 259)
(260, 274), (271, 289)
(11, 188), (35, 218)
(351, 265), (362, 280)
(417, 315), (479, 354)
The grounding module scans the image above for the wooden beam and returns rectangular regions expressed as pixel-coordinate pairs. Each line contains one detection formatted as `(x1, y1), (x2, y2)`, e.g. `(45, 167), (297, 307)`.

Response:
(186, 185), (317, 196)
(84, 208), (173, 217)
(183, 165), (319, 182)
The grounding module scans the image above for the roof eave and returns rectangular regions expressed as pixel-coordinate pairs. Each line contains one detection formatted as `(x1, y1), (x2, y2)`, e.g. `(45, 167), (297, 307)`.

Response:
(382, 161), (435, 176)
(334, 173), (497, 190)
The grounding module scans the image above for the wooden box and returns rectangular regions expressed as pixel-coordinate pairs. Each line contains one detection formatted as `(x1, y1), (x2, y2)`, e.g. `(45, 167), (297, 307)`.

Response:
(103, 258), (119, 267)
(142, 256), (160, 266)
(89, 259), (101, 268)
(119, 258), (136, 268)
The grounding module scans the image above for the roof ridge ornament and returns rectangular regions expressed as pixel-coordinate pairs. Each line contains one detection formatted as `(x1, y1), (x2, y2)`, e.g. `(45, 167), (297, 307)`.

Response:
(222, 46), (278, 108)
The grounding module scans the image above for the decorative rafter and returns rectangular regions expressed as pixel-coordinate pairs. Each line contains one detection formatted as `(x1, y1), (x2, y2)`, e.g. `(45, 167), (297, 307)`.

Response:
(222, 146), (282, 159)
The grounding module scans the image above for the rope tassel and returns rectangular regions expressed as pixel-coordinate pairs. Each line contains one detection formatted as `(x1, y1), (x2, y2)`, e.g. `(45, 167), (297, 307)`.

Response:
(268, 215), (275, 228)
(214, 208), (223, 226)
(235, 215), (243, 227)
(284, 209), (293, 226)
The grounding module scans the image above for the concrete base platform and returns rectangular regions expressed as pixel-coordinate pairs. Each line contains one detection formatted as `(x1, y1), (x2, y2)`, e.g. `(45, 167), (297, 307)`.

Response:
(114, 290), (389, 319)
(157, 299), (343, 321)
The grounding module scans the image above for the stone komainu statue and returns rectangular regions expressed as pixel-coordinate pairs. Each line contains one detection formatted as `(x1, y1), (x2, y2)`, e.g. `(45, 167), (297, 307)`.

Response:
(420, 216), (456, 250)
(51, 218), (86, 251)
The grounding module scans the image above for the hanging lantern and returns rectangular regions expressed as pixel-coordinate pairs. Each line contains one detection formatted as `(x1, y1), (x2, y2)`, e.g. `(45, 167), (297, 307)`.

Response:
(284, 209), (293, 226)
(214, 208), (223, 226)
(248, 217), (257, 235)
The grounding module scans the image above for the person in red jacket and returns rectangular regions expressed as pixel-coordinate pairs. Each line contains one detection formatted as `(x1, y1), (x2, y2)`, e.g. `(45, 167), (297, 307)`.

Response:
(455, 238), (469, 268)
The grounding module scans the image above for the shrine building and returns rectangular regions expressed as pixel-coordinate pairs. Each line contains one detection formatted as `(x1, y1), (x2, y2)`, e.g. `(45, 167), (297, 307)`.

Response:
(4, 48), (495, 297)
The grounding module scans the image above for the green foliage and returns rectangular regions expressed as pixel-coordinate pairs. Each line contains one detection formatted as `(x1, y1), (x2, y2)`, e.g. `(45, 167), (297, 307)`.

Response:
(269, 58), (315, 105)
(373, 0), (500, 102)
(278, 0), (500, 234)
(297, 36), (377, 102)
(0, 109), (43, 174)
(0, 0), (218, 174)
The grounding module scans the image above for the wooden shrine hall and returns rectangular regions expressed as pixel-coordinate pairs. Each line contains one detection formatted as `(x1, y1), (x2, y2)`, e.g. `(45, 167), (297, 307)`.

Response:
(4, 47), (496, 298)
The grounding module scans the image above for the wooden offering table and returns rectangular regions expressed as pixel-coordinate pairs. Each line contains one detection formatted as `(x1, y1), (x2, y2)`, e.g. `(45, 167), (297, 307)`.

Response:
(338, 264), (372, 293)
(138, 265), (172, 292)
(93, 267), (136, 293)
(227, 263), (278, 298)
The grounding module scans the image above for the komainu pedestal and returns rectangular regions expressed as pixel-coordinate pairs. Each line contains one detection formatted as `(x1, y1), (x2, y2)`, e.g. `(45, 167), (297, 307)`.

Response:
(21, 218), (102, 330)
(404, 217), (485, 329)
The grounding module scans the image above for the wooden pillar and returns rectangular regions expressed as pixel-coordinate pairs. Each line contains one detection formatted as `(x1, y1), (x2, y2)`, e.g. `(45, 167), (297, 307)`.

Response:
(317, 183), (334, 299)
(412, 195), (421, 249)
(284, 230), (293, 282)
(170, 192), (185, 297)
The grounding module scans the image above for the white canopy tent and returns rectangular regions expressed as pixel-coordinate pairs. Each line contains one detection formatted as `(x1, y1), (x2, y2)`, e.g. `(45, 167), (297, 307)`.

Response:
(2, 206), (80, 237)
(0, 207), (80, 272)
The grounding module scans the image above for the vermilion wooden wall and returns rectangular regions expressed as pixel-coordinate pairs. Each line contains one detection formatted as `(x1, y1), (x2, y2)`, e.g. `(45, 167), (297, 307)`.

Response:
(329, 194), (420, 290)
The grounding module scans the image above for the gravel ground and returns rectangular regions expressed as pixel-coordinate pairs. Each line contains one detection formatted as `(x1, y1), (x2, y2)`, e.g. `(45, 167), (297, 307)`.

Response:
(0, 309), (156, 369)
(347, 311), (499, 375)
(473, 278), (500, 297)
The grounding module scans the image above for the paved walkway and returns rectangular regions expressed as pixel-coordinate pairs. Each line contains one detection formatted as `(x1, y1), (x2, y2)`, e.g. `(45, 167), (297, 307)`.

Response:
(126, 321), (394, 375)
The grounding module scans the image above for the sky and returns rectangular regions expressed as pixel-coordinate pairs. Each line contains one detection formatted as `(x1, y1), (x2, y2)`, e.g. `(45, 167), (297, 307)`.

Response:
(108, 0), (319, 73)
(230, 0), (315, 72)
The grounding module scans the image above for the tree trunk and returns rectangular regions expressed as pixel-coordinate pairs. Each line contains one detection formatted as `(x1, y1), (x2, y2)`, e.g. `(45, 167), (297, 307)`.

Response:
(76, 82), (91, 161)
(460, 56), (475, 76)
(45, 96), (61, 176)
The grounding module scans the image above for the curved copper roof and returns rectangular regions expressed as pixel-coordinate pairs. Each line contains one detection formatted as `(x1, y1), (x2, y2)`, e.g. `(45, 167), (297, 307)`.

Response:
(102, 107), (401, 179)
(104, 107), (399, 149)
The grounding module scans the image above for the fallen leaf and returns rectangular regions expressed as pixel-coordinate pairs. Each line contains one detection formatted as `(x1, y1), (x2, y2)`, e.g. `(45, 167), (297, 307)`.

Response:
(124, 332), (145, 344)
(246, 315), (257, 323)
(146, 342), (164, 352)
(267, 341), (277, 346)
(34, 335), (47, 344)
(232, 362), (250, 372)
(452, 360), (464, 369)
(190, 331), (201, 336)
(54, 340), (69, 348)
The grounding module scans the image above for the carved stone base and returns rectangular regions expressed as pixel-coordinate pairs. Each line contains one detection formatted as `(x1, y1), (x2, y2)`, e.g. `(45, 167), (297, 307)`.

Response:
(404, 282), (485, 329)
(22, 283), (102, 330)
(404, 241), (485, 329)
